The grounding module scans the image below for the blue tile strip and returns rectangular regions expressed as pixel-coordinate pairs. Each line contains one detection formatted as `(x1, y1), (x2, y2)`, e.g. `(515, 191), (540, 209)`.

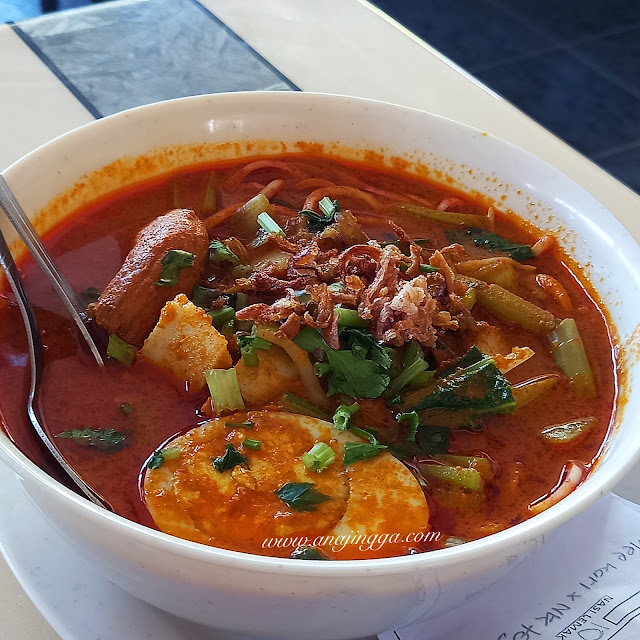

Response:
(12, 0), (297, 119)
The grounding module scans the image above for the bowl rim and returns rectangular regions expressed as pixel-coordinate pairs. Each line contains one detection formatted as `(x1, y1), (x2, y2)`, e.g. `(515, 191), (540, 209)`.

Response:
(1, 90), (639, 576)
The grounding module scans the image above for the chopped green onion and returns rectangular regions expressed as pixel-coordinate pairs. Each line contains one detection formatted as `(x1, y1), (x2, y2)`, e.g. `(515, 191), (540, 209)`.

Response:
(281, 393), (331, 421)
(243, 438), (262, 450)
(56, 427), (127, 452)
(302, 442), (335, 472)
(332, 403), (359, 431)
(548, 318), (596, 398)
(220, 319), (235, 336)
(290, 546), (330, 560)
(155, 250), (195, 287)
(257, 212), (285, 238)
(419, 462), (483, 490)
(207, 306), (236, 327)
(209, 239), (241, 266)
(275, 482), (331, 511)
(225, 420), (254, 429)
(212, 443), (249, 472)
(343, 441), (387, 466)
(119, 402), (134, 415)
(319, 197), (339, 218)
(541, 416), (597, 443)
(205, 369), (245, 413)
(107, 334), (136, 367)
(238, 194), (272, 234)
(237, 326), (272, 367)
(462, 286), (477, 309)
(162, 446), (181, 460)
(334, 307), (368, 328)
(201, 171), (218, 217)
(398, 411), (419, 443)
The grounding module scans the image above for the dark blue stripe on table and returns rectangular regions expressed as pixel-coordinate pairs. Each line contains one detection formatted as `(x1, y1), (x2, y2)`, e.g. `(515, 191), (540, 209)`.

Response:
(12, 0), (297, 119)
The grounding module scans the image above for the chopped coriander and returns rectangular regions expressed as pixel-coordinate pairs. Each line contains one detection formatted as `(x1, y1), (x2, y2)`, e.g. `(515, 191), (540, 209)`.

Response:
(343, 441), (387, 466)
(237, 325), (272, 367)
(302, 442), (335, 472)
(119, 402), (134, 415)
(205, 369), (245, 413)
(56, 427), (127, 451)
(155, 250), (195, 287)
(107, 334), (136, 367)
(209, 239), (241, 266)
(148, 450), (164, 469)
(225, 420), (255, 429)
(290, 546), (330, 560)
(212, 443), (249, 472)
(257, 212), (285, 238)
(466, 228), (535, 261)
(398, 411), (420, 443)
(243, 438), (262, 450)
(332, 403), (359, 431)
(275, 482), (331, 512)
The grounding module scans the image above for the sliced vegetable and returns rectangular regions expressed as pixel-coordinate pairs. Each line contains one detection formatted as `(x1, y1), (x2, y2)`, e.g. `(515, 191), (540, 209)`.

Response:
(257, 212), (285, 238)
(456, 257), (519, 292)
(56, 427), (127, 451)
(512, 374), (559, 409)
(290, 546), (330, 560)
(107, 334), (136, 367)
(328, 282), (344, 293)
(332, 403), (359, 431)
(201, 171), (218, 217)
(237, 326), (272, 367)
(458, 275), (557, 334)
(243, 438), (262, 450)
(343, 441), (388, 465)
(281, 393), (331, 421)
(462, 286), (477, 310)
(419, 462), (483, 491)
(548, 318), (596, 398)
(155, 250), (195, 287)
(120, 402), (134, 415)
(334, 307), (368, 328)
(398, 411), (419, 443)
(466, 228), (535, 261)
(205, 369), (245, 413)
(541, 417), (597, 443)
(434, 454), (493, 480)
(408, 347), (515, 418)
(212, 443), (249, 472)
(396, 203), (490, 227)
(275, 482), (331, 512)
(302, 442), (335, 472)
(386, 340), (430, 396)
(209, 239), (241, 266)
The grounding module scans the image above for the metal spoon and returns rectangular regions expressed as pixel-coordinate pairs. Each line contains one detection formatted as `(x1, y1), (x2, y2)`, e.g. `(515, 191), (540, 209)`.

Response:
(0, 177), (112, 510)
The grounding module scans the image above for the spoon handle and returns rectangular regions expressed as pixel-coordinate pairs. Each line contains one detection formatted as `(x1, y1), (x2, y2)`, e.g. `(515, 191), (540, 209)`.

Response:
(0, 175), (104, 367)
(0, 227), (112, 510)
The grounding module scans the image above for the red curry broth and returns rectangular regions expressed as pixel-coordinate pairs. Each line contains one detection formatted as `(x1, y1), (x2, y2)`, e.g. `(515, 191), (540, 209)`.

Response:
(0, 155), (616, 553)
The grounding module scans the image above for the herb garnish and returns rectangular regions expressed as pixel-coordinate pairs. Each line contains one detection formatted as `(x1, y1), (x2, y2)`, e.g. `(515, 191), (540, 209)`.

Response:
(275, 482), (331, 512)
(209, 239), (241, 266)
(237, 325), (272, 367)
(212, 443), (249, 472)
(398, 411), (419, 443)
(56, 427), (127, 451)
(343, 441), (387, 465)
(147, 446), (181, 469)
(332, 403), (359, 431)
(107, 334), (136, 367)
(300, 197), (339, 232)
(155, 250), (195, 287)
(302, 442), (335, 472)
(466, 228), (535, 261)
(243, 439), (262, 450)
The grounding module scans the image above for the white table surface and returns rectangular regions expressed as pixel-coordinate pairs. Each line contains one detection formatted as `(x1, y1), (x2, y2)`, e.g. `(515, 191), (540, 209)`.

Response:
(1, 0), (639, 638)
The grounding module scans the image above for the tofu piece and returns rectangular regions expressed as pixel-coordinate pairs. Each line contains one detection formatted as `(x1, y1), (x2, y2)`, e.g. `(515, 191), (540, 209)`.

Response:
(140, 294), (232, 391)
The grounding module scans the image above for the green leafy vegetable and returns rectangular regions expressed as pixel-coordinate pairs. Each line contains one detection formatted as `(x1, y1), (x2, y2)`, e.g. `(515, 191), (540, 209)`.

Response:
(332, 403), (359, 431)
(56, 427), (127, 451)
(107, 334), (136, 366)
(418, 425), (450, 454)
(302, 442), (335, 472)
(237, 325), (272, 367)
(343, 441), (388, 465)
(212, 443), (249, 472)
(201, 171), (218, 216)
(275, 482), (331, 512)
(257, 212), (285, 237)
(209, 239), (241, 266)
(398, 411), (419, 443)
(386, 340), (430, 396)
(155, 250), (195, 287)
(290, 546), (330, 560)
(191, 285), (219, 310)
(409, 347), (515, 417)
(243, 438), (262, 450)
(466, 228), (535, 261)
(120, 402), (134, 415)
(225, 420), (255, 429)
(300, 198), (339, 232)
(205, 369), (245, 413)
(281, 393), (332, 421)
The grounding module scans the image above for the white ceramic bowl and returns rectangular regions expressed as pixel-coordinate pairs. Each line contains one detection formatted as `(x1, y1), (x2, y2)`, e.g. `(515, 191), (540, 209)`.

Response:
(1, 92), (639, 640)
